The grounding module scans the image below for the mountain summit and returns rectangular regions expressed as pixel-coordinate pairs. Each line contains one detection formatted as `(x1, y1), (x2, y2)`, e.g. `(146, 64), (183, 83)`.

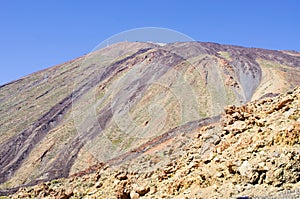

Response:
(0, 41), (299, 197)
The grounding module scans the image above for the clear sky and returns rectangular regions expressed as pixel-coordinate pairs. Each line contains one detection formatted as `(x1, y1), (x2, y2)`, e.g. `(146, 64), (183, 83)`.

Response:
(0, 0), (299, 86)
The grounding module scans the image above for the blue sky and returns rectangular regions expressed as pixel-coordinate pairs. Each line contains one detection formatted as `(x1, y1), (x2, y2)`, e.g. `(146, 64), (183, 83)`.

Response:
(0, 0), (299, 85)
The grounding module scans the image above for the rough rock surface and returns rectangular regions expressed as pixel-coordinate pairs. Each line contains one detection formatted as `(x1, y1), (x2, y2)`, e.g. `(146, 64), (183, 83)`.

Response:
(8, 87), (300, 198)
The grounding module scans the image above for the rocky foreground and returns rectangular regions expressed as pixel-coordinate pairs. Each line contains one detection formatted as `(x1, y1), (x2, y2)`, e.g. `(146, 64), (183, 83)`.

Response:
(7, 87), (299, 198)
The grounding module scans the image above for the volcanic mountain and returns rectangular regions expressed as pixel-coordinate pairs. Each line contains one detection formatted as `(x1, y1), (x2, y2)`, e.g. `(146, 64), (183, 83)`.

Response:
(0, 41), (299, 196)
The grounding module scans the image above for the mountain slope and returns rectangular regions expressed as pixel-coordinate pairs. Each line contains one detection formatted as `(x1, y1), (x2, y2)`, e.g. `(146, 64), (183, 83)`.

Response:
(9, 86), (300, 198)
(0, 41), (299, 194)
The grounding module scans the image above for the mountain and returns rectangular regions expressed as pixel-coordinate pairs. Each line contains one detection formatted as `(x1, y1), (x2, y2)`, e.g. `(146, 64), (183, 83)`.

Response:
(0, 41), (299, 196)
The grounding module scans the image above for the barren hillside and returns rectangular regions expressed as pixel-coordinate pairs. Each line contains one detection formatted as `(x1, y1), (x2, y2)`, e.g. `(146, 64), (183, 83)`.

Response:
(0, 41), (299, 196)
(8, 86), (300, 198)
